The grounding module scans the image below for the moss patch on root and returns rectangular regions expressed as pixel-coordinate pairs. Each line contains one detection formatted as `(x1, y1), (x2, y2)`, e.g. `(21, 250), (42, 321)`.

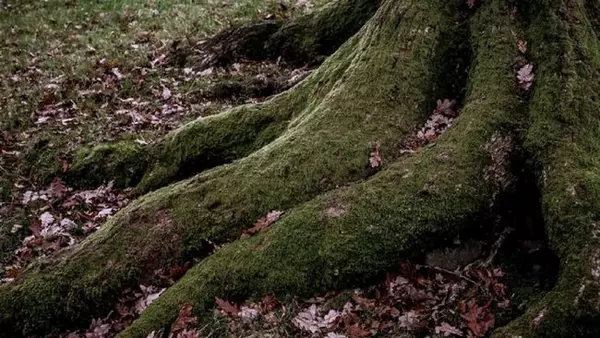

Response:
(0, 0), (474, 335)
(189, 0), (381, 69)
(118, 0), (522, 336)
(66, 141), (147, 189)
(494, 0), (600, 337)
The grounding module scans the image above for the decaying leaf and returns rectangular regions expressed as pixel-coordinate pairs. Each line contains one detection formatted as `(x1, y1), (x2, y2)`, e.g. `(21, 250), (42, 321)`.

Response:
(242, 210), (283, 237)
(215, 297), (240, 317)
(162, 86), (172, 100)
(293, 304), (341, 334)
(517, 40), (527, 53)
(433, 99), (456, 117)
(238, 306), (260, 321)
(459, 300), (495, 337)
(170, 303), (198, 334)
(134, 285), (165, 314)
(50, 177), (68, 198)
(347, 323), (371, 337)
(517, 63), (534, 90)
(435, 322), (464, 336)
(111, 68), (124, 80)
(369, 141), (382, 168)
(398, 310), (423, 330)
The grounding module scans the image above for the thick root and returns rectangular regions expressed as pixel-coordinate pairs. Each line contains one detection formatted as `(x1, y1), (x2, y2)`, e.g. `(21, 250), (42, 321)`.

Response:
(67, 140), (147, 189)
(66, 0), (381, 193)
(190, 0), (381, 69)
(494, 0), (600, 336)
(0, 0), (463, 335)
(119, 1), (521, 336)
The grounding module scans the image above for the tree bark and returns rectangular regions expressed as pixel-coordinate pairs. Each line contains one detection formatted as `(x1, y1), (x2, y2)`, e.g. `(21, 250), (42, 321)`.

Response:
(2, 0), (600, 337)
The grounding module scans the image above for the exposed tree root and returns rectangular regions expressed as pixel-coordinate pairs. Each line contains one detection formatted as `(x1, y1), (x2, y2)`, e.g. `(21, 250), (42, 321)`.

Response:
(494, 0), (600, 336)
(0, 0), (470, 335)
(117, 1), (522, 336)
(5, 0), (600, 336)
(186, 0), (381, 69)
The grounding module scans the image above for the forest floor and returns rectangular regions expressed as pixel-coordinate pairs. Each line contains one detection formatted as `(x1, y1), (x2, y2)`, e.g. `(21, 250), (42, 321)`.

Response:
(0, 1), (554, 337)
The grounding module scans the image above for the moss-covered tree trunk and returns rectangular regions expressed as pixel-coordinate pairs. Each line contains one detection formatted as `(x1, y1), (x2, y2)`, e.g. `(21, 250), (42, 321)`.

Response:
(3, 0), (600, 336)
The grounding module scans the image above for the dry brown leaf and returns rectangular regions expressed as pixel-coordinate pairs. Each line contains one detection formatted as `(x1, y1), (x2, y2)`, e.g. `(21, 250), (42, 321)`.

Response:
(177, 328), (200, 338)
(170, 303), (198, 333)
(348, 323), (372, 337)
(517, 40), (528, 53)
(435, 322), (464, 336)
(215, 297), (240, 317)
(50, 177), (68, 199)
(369, 142), (381, 168)
(29, 220), (42, 237)
(242, 210), (283, 237)
(459, 300), (495, 337)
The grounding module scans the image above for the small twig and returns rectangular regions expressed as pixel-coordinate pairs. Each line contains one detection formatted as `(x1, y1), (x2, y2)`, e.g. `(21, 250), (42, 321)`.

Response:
(417, 264), (482, 288)
(482, 227), (513, 267)
(463, 227), (514, 273)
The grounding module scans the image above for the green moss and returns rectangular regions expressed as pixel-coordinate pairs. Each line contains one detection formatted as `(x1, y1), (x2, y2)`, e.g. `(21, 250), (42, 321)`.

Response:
(117, 1), (522, 336)
(19, 137), (63, 185)
(266, 0), (381, 65)
(65, 0), (378, 194)
(0, 0), (472, 334)
(67, 141), (147, 189)
(494, 0), (600, 337)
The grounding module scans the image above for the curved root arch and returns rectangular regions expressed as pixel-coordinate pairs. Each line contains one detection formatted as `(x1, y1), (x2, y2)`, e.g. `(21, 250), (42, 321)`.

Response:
(3, 0), (600, 337)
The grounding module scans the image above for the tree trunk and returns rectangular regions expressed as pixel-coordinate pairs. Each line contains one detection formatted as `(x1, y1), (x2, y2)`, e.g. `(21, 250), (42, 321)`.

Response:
(2, 0), (600, 337)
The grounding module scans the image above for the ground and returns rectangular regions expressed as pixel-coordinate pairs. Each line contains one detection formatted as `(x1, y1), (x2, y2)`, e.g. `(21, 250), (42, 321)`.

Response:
(2, 0), (600, 337)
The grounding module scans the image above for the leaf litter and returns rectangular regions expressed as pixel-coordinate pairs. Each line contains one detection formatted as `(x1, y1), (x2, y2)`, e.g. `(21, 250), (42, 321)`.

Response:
(2, 178), (130, 284)
(206, 261), (511, 338)
(400, 98), (457, 154)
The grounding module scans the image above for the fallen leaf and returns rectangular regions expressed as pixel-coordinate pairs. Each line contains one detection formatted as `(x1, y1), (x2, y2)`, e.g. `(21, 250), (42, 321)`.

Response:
(398, 310), (423, 330)
(348, 323), (371, 337)
(162, 86), (172, 100)
(40, 212), (55, 228)
(50, 177), (68, 198)
(435, 322), (464, 336)
(517, 40), (528, 53)
(111, 68), (124, 80)
(459, 300), (495, 337)
(517, 63), (534, 90)
(178, 329), (200, 338)
(238, 306), (260, 321)
(242, 210), (283, 237)
(369, 142), (382, 168)
(434, 99), (457, 117)
(215, 297), (239, 316)
(171, 303), (198, 333)
(29, 220), (42, 237)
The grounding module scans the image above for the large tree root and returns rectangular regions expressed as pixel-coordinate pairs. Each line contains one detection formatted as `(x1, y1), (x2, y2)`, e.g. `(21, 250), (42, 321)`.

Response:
(186, 0), (381, 69)
(5, 0), (600, 337)
(117, 1), (521, 336)
(493, 0), (600, 336)
(67, 0), (472, 194)
(0, 0), (469, 335)
(67, 0), (382, 192)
